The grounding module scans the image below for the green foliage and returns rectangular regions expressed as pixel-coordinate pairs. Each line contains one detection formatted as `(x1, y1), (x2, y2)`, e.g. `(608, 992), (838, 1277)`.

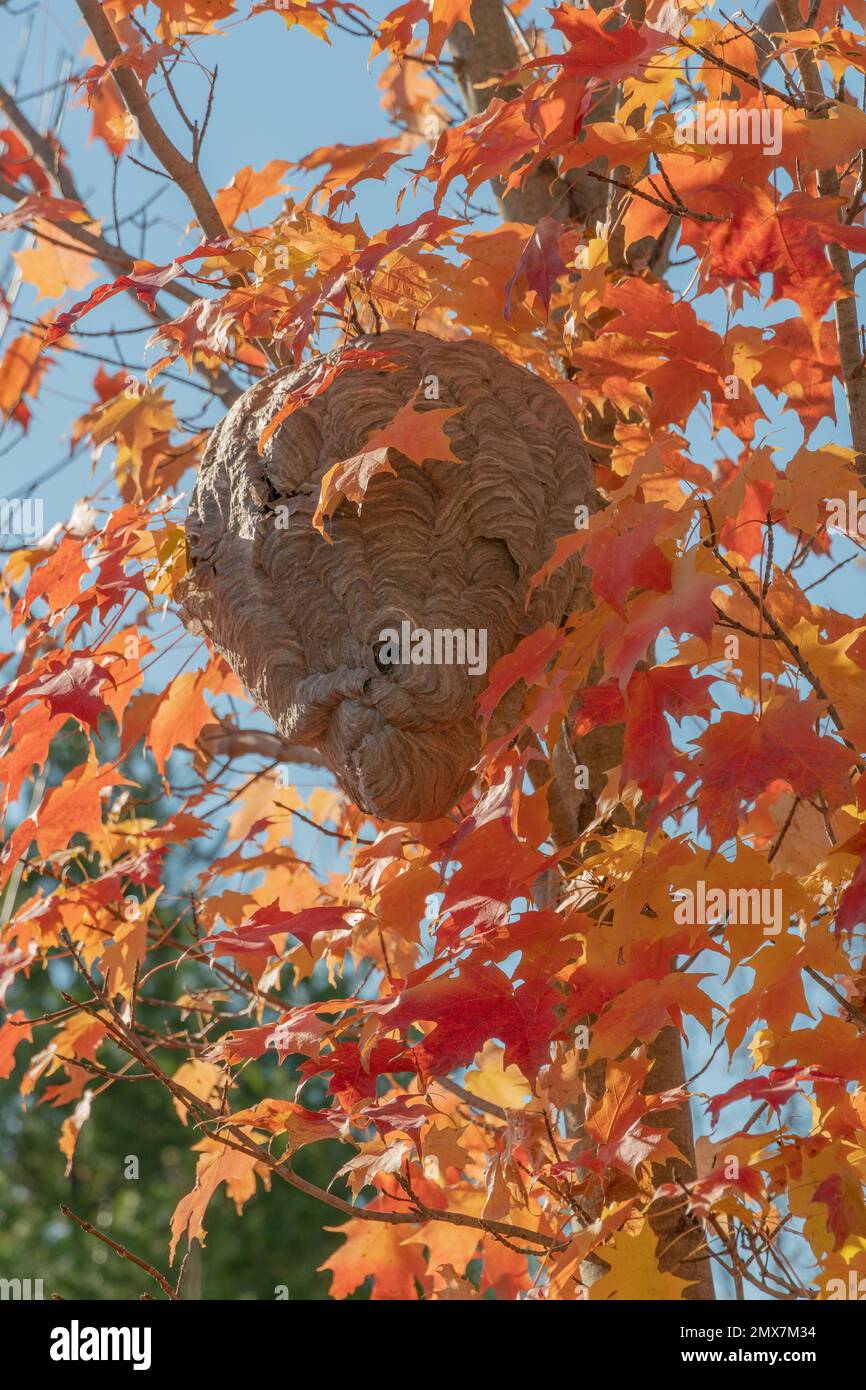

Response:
(0, 964), (343, 1300)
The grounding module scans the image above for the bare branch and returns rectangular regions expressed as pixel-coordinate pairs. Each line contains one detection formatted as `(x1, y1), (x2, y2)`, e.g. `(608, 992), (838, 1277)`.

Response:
(74, 0), (282, 371)
(776, 0), (866, 475)
(61, 1205), (178, 1299)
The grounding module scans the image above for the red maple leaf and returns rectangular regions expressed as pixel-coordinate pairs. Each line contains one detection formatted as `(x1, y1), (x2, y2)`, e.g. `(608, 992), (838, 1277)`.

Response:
(4, 656), (116, 733)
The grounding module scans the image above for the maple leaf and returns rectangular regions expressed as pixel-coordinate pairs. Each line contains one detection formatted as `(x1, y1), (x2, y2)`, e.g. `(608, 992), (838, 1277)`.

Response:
(334, 1139), (415, 1198)
(547, 1200), (638, 1299)
(354, 208), (464, 279)
(13, 222), (97, 302)
(378, 960), (558, 1082)
(42, 241), (232, 345)
(301, 1039), (420, 1107)
(572, 680), (626, 736)
(5, 656), (116, 733)
(0, 706), (65, 813)
(100, 886), (161, 999)
(587, 973), (716, 1064)
(479, 623), (563, 728)
(213, 902), (363, 955)
(375, 0), (474, 62)
(146, 665), (236, 774)
(589, 1219), (695, 1299)
(0, 754), (128, 885)
(210, 1000), (353, 1064)
(294, 135), (409, 215)
(656, 1163), (766, 1218)
(425, 100), (548, 208)
(504, 216), (566, 319)
(214, 159), (292, 225)
(0, 331), (52, 430)
(0, 196), (89, 234)
(462, 1040), (532, 1111)
(0, 1011), (31, 1079)
(550, 5), (668, 82)
(170, 1060), (224, 1125)
(604, 546), (719, 686)
(150, 0), (237, 41)
(257, 346), (397, 454)
(22, 1011), (107, 1106)
(622, 665), (715, 801)
(59, 1091), (93, 1176)
(582, 499), (675, 616)
(252, 0), (368, 41)
(627, 170), (866, 335)
(77, 40), (175, 98)
(170, 1137), (271, 1263)
(707, 1065), (846, 1125)
(694, 698), (854, 847)
(321, 1207), (428, 1299)
(0, 129), (51, 192)
(812, 1172), (866, 1251)
(218, 1098), (344, 1151)
(571, 1052), (683, 1178)
(313, 392), (462, 533)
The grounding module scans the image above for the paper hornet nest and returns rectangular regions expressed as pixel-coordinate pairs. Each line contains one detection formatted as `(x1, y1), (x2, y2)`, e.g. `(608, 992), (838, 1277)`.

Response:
(179, 329), (597, 822)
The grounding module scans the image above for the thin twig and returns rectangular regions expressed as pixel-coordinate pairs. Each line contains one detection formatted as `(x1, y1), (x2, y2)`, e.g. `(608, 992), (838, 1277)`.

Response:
(61, 1205), (178, 1299)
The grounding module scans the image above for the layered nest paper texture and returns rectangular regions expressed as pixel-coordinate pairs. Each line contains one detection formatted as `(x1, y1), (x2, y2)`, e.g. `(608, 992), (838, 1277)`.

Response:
(180, 330), (597, 822)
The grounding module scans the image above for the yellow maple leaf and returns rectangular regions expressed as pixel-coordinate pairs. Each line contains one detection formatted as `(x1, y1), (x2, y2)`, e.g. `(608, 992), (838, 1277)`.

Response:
(14, 222), (97, 302)
(171, 1059), (224, 1126)
(463, 1040), (531, 1110)
(589, 1220), (695, 1300)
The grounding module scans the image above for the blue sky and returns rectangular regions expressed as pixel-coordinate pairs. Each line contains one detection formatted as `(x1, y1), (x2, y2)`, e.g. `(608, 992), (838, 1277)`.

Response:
(0, 2), (407, 526)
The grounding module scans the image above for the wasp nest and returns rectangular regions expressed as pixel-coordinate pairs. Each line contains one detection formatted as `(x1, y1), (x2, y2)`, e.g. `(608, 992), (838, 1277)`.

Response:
(180, 330), (596, 822)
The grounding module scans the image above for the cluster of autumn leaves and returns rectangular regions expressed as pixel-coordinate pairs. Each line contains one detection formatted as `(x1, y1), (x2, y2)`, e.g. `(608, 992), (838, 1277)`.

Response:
(2, 0), (866, 1300)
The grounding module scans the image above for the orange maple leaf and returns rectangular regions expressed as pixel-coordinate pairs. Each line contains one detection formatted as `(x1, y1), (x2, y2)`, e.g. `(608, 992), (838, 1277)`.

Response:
(313, 392), (462, 534)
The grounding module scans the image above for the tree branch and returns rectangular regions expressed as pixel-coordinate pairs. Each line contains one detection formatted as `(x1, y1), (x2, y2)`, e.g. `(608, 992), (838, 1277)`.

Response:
(0, 88), (242, 405)
(776, 0), (866, 476)
(74, 0), (282, 371)
(59, 931), (567, 1255)
(60, 1204), (178, 1299)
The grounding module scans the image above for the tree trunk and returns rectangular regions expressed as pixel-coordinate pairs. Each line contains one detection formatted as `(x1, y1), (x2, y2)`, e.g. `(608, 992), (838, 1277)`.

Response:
(450, 0), (715, 1300)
